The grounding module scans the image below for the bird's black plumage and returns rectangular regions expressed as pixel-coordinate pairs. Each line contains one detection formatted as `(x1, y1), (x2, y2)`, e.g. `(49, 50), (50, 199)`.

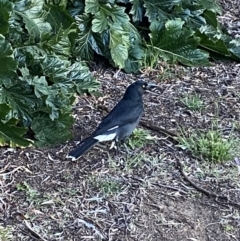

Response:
(67, 80), (157, 160)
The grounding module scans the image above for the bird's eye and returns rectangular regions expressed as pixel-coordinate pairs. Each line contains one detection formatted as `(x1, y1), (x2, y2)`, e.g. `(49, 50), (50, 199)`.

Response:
(142, 84), (146, 89)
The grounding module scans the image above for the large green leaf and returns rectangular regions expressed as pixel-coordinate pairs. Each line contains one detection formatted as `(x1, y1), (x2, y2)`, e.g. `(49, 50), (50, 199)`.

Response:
(111, 44), (128, 68)
(68, 1), (85, 17)
(15, 11), (41, 43)
(144, 0), (181, 21)
(41, 55), (99, 104)
(0, 0), (13, 34)
(124, 31), (144, 73)
(67, 62), (99, 94)
(124, 47), (144, 73)
(196, 25), (240, 60)
(14, 0), (51, 42)
(19, 67), (49, 98)
(150, 19), (209, 66)
(31, 113), (73, 147)
(42, 24), (76, 58)
(41, 56), (98, 117)
(45, 90), (74, 120)
(175, 5), (206, 29)
(92, 10), (108, 33)
(74, 14), (96, 59)
(0, 35), (17, 88)
(74, 31), (95, 59)
(203, 10), (218, 28)
(45, 3), (73, 32)
(130, 0), (144, 22)
(109, 23), (130, 68)
(0, 104), (32, 147)
(77, 2), (134, 68)
(228, 39), (240, 59)
(199, 0), (222, 13)
(196, 26), (231, 57)
(85, 0), (100, 14)
(0, 84), (42, 126)
(111, 5), (130, 24)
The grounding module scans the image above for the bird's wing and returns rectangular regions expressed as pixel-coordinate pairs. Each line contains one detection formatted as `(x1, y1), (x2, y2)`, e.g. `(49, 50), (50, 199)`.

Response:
(92, 99), (143, 136)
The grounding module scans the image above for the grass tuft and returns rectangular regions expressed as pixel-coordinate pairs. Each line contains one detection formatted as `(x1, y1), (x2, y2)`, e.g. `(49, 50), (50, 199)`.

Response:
(178, 129), (238, 163)
(180, 93), (204, 111)
(90, 176), (122, 196)
(0, 226), (13, 241)
(128, 128), (155, 149)
(16, 182), (41, 204)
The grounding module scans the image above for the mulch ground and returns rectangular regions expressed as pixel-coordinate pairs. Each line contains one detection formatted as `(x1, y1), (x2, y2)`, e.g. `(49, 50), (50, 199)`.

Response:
(0, 1), (240, 240)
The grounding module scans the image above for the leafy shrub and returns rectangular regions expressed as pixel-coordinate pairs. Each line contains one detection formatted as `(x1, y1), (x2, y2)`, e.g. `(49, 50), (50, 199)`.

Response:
(70, 0), (240, 71)
(0, 0), (99, 147)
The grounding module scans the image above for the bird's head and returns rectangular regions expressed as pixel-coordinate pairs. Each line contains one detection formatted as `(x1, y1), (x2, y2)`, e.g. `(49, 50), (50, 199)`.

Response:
(133, 80), (158, 95)
(123, 80), (157, 100)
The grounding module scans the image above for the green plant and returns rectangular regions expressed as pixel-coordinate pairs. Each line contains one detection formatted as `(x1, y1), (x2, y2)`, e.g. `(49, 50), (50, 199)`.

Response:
(181, 93), (204, 111)
(178, 129), (236, 163)
(0, 0), (99, 147)
(16, 182), (40, 202)
(142, 45), (160, 71)
(128, 128), (155, 149)
(155, 64), (186, 81)
(233, 121), (240, 131)
(108, 151), (163, 173)
(0, 226), (13, 241)
(123, 153), (145, 172)
(224, 224), (235, 232)
(72, 0), (240, 72)
(100, 180), (121, 195)
(90, 177), (121, 196)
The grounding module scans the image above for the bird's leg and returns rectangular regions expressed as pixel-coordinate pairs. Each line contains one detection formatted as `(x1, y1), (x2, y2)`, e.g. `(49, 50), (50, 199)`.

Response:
(112, 140), (125, 156)
(113, 140), (133, 156)
(113, 140), (120, 155)
(119, 139), (134, 157)
(109, 141), (115, 150)
(109, 141), (120, 156)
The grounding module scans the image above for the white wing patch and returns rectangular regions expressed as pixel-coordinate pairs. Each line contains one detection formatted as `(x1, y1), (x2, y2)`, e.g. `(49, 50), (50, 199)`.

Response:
(94, 132), (116, 142)
(107, 126), (119, 131)
(66, 155), (77, 161)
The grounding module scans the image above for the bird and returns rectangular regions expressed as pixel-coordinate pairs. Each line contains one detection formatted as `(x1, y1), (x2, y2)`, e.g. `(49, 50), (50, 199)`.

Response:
(67, 80), (157, 160)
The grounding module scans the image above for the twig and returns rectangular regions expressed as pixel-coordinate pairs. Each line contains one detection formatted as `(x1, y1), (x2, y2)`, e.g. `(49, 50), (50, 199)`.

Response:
(130, 176), (188, 195)
(177, 158), (240, 209)
(177, 159), (219, 197)
(152, 182), (188, 195)
(0, 163), (11, 173)
(0, 166), (32, 176)
(140, 121), (178, 143)
(24, 220), (48, 241)
(19, 228), (40, 241)
(74, 218), (106, 240)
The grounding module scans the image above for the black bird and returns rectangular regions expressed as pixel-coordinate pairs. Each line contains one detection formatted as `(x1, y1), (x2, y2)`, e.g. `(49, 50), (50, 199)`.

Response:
(67, 80), (157, 160)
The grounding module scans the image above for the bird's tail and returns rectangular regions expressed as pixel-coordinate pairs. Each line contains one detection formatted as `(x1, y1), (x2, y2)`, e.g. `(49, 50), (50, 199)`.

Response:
(67, 137), (99, 160)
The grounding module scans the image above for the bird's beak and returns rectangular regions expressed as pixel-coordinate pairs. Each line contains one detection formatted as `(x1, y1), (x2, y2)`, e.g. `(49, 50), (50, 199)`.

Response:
(146, 83), (158, 90)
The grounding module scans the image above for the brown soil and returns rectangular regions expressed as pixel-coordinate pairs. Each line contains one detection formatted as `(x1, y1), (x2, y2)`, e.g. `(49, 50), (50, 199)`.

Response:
(1, 1), (240, 240)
